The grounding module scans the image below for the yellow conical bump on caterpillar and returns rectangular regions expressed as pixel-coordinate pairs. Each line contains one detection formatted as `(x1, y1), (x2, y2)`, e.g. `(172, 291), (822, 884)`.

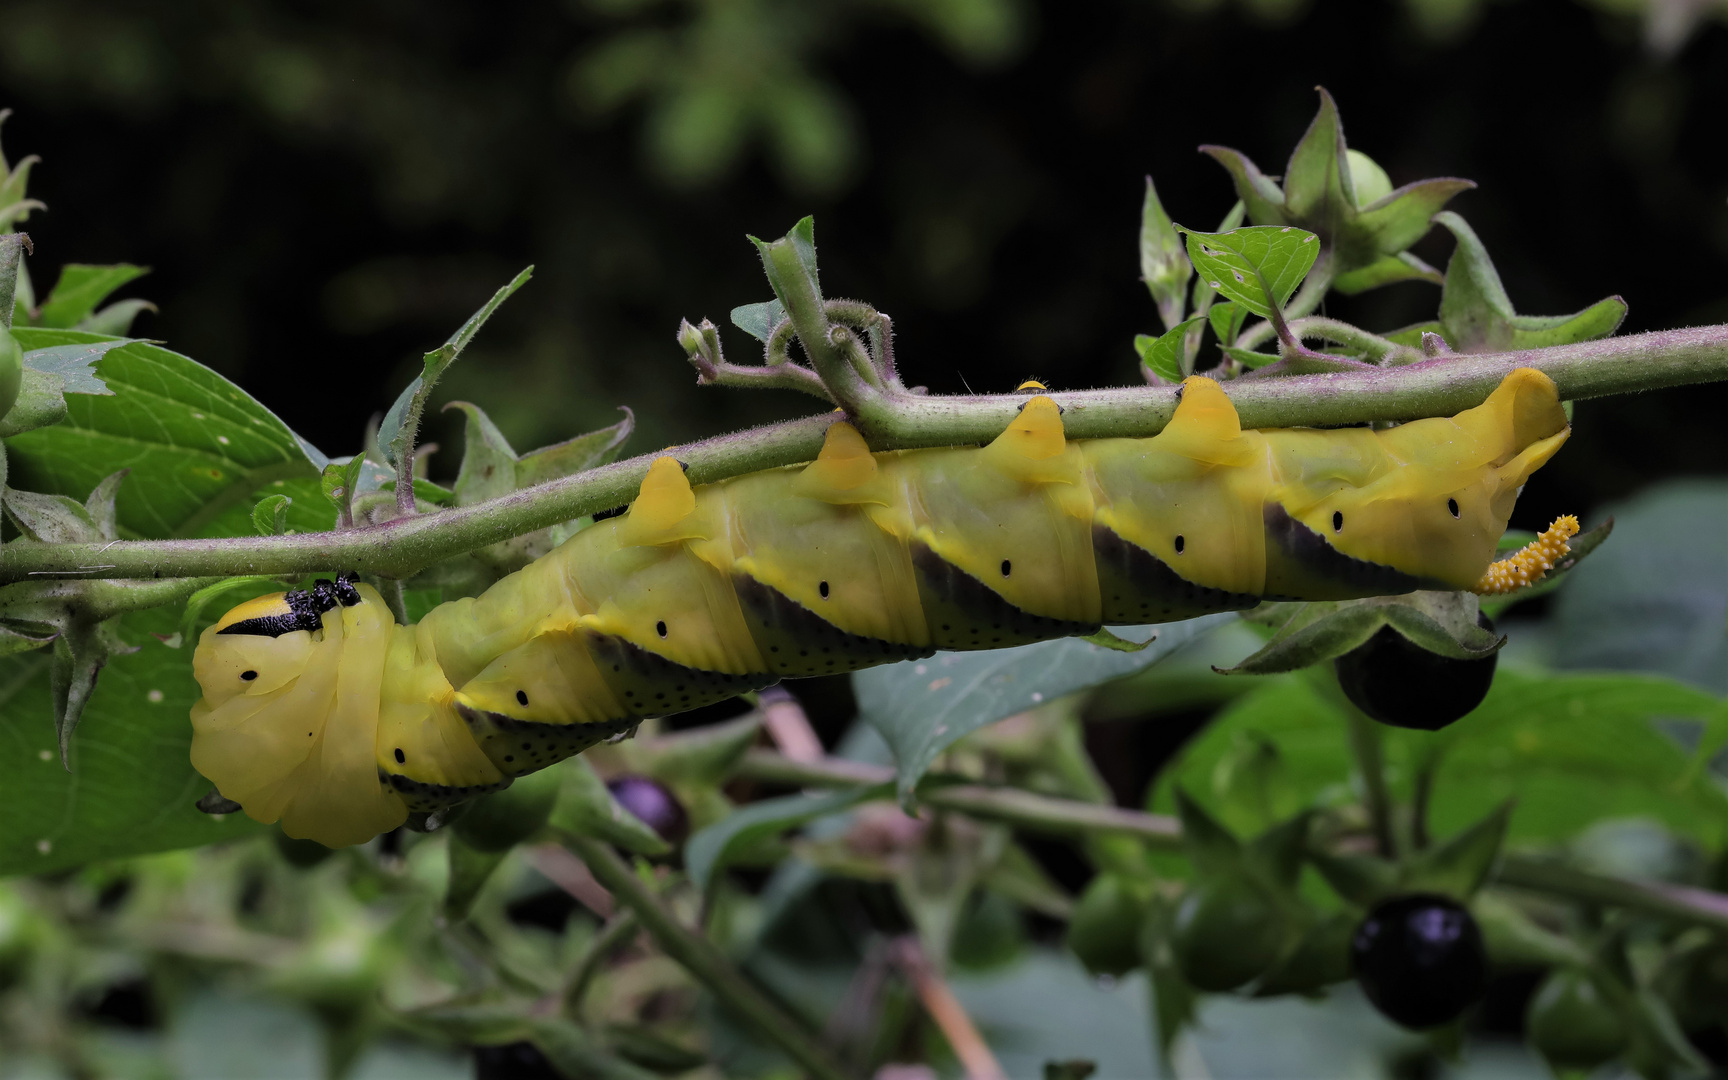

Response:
(1473, 515), (1579, 595)
(631, 455), (697, 530)
(800, 420), (878, 492)
(1015, 379), (1048, 392)
(191, 369), (1572, 848)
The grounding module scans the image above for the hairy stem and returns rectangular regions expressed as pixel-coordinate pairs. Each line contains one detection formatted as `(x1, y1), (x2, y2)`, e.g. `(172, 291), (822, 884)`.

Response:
(4, 324), (1727, 584)
(561, 835), (850, 1080)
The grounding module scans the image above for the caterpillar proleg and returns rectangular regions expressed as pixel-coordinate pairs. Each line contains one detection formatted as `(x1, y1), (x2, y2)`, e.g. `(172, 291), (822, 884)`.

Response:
(191, 368), (1570, 846)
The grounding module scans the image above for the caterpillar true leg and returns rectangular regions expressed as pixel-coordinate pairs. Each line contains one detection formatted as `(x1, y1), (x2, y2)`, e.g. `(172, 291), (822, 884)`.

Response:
(191, 369), (1571, 847)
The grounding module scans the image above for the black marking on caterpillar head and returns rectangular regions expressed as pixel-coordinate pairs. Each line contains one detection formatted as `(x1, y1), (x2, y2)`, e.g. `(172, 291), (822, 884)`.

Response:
(219, 574), (364, 637)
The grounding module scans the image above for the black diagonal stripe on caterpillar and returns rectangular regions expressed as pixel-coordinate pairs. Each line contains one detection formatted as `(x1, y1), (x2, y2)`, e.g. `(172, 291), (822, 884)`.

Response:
(189, 369), (1571, 847)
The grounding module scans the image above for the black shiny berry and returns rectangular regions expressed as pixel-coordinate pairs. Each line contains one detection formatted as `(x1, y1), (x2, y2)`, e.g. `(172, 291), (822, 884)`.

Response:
(1351, 894), (1487, 1029)
(1335, 615), (1497, 731)
(606, 775), (689, 847)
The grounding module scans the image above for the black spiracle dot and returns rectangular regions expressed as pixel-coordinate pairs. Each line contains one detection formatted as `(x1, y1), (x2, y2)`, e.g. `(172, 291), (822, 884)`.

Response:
(1000, 560), (1012, 577)
(516, 690), (529, 706)
(1447, 498), (1460, 518)
(1174, 535), (1185, 555)
(819, 580), (830, 599)
(240, 670), (258, 681)
(1333, 510), (1344, 532)
(656, 620), (668, 638)
(393, 747), (406, 764)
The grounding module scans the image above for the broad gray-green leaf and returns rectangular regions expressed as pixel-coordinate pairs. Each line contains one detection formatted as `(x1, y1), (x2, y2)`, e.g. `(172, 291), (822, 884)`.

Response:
(859, 615), (1232, 803)
(1140, 176), (1192, 331)
(729, 299), (786, 344)
(37, 263), (149, 329)
(686, 782), (891, 893)
(22, 339), (128, 394)
(1217, 344), (1278, 370)
(1181, 226), (1320, 320)
(380, 266), (533, 471)
(1133, 315), (1205, 383)
(0, 606), (264, 875)
(0, 367), (68, 436)
(1217, 593), (1495, 675)
(5, 330), (325, 539)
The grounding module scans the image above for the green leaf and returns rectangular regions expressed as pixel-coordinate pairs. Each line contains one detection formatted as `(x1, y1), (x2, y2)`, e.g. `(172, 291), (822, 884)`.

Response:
(36, 264), (149, 329)
(1140, 894), (1199, 1066)
(1218, 593), (1496, 675)
(446, 400), (519, 505)
(320, 457), (368, 525)
(515, 408), (632, 487)
(251, 494), (292, 536)
(1402, 802), (1512, 899)
(1217, 344), (1278, 370)
(857, 615), (1232, 804)
(1198, 146), (1287, 226)
(380, 266), (533, 472)
(0, 605), (265, 875)
(78, 298), (156, 337)
(686, 782), (891, 893)
(5, 330), (326, 540)
(1155, 668), (1728, 849)
(1331, 252), (1441, 295)
(1181, 225), (1320, 320)
(3, 487), (104, 543)
(1133, 316), (1205, 383)
(1078, 626), (1156, 652)
(545, 757), (670, 857)
(21, 340), (127, 395)
(1307, 851), (1398, 908)
(1434, 212), (1626, 352)
(1281, 87), (1353, 224)
(1350, 178), (1476, 260)
(1140, 176), (1192, 331)
(728, 299), (785, 344)
(1207, 301), (1249, 348)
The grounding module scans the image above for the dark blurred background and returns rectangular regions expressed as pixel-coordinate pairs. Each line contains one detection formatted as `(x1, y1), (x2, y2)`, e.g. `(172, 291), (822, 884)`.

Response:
(1, 0), (1723, 531)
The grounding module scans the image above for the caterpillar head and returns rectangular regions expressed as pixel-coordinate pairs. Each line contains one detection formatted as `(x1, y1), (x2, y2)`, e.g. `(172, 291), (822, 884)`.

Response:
(1298, 367), (1571, 590)
(190, 580), (409, 847)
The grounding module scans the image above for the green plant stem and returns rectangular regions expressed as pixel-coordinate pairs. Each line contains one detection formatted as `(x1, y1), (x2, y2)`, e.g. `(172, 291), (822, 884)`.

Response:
(4, 324), (1728, 584)
(1342, 707), (1398, 858)
(730, 750), (1728, 933)
(560, 834), (850, 1080)
(562, 910), (639, 1019)
(1283, 317), (1414, 362)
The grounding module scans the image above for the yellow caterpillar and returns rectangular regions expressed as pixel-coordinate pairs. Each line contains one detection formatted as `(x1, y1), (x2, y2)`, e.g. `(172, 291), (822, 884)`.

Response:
(190, 369), (1570, 847)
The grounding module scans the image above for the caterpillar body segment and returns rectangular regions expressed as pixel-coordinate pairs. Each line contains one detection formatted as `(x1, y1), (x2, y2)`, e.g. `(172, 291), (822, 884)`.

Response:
(190, 368), (1570, 847)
